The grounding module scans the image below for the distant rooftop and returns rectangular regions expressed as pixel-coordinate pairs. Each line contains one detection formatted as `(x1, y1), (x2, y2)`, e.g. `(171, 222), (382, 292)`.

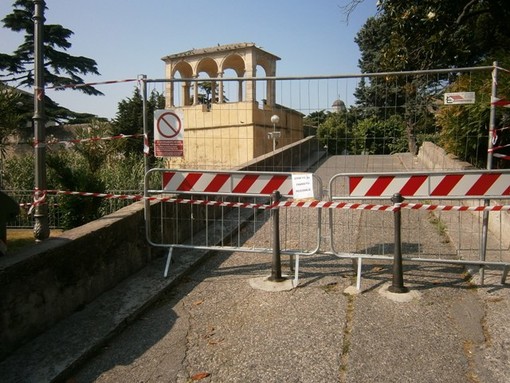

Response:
(162, 42), (280, 61)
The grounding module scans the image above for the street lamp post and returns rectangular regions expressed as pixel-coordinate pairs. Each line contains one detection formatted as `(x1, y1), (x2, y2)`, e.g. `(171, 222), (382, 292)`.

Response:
(269, 114), (280, 151)
(33, 0), (49, 241)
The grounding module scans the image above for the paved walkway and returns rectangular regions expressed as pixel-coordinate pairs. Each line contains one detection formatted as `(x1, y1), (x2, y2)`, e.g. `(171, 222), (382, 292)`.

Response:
(1, 154), (508, 383)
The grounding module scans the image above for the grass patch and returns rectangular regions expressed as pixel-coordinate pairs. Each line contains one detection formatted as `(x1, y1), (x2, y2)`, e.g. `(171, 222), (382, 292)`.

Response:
(6, 229), (63, 253)
(427, 212), (450, 243)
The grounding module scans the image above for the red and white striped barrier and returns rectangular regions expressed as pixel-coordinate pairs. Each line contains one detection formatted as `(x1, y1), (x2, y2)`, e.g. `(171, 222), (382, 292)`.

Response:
(162, 171), (294, 196)
(347, 171), (510, 198)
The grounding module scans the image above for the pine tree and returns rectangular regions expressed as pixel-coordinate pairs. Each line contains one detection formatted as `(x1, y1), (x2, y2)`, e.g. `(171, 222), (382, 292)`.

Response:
(0, 0), (102, 123)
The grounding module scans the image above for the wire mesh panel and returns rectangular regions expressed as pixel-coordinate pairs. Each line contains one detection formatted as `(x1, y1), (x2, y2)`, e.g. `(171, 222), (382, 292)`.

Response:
(144, 168), (322, 256)
(326, 165), (510, 275)
(142, 66), (510, 281)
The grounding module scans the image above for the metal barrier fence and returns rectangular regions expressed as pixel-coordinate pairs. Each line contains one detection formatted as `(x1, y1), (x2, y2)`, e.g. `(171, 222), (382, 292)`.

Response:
(144, 168), (324, 283)
(145, 166), (510, 288)
(327, 169), (510, 288)
(140, 65), (510, 290)
(6, 64), (510, 289)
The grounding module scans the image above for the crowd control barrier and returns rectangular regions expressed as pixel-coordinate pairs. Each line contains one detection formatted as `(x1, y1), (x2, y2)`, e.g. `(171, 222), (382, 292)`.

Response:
(144, 168), (323, 285)
(144, 167), (510, 290)
(328, 169), (510, 289)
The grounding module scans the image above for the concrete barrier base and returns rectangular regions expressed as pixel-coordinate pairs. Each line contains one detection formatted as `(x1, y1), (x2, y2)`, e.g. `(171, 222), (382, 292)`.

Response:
(378, 283), (422, 303)
(249, 275), (295, 292)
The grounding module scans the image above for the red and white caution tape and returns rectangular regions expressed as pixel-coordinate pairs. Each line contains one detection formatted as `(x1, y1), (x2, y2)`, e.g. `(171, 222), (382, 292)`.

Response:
(143, 134), (150, 155)
(278, 200), (398, 211)
(46, 190), (144, 200)
(488, 142), (510, 153)
(27, 188), (47, 214)
(46, 78), (138, 90)
(399, 202), (510, 212)
(494, 153), (510, 161)
(28, 190), (510, 213)
(30, 133), (144, 147)
(491, 97), (510, 107)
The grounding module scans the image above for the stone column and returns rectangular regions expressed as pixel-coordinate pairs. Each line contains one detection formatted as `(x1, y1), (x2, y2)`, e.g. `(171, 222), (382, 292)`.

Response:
(266, 61), (277, 106)
(193, 77), (199, 105)
(167, 81), (174, 107)
(165, 64), (174, 107)
(244, 51), (256, 102)
(182, 82), (190, 106)
(218, 72), (224, 103)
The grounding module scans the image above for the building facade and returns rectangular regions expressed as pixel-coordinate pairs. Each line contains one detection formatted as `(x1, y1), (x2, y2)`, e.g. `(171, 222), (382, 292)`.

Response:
(161, 43), (304, 169)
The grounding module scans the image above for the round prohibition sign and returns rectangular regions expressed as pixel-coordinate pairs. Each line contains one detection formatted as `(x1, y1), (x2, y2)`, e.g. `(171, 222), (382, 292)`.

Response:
(157, 112), (182, 138)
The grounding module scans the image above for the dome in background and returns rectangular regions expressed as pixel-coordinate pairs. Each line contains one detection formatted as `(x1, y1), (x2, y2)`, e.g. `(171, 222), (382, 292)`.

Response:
(331, 99), (346, 113)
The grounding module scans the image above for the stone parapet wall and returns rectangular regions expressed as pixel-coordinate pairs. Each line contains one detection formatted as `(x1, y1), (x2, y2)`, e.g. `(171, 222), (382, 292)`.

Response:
(0, 202), (151, 360)
(0, 135), (323, 361)
(417, 141), (475, 170)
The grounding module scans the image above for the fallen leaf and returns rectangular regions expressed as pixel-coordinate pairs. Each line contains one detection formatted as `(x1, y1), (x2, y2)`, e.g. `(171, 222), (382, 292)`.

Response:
(191, 372), (211, 380)
(193, 300), (204, 306)
(208, 337), (224, 345)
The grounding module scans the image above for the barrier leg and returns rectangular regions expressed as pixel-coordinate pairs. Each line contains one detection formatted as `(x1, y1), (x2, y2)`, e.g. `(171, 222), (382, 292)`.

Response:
(164, 246), (173, 278)
(356, 257), (363, 291)
(268, 191), (285, 282)
(293, 254), (300, 287)
(388, 193), (408, 293)
(502, 266), (509, 285)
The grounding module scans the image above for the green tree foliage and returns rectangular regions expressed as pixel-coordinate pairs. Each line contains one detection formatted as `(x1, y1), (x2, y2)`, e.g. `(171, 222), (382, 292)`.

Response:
(435, 69), (510, 168)
(1, 0), (101, 93)
(351, 115), (408, 155)
(0, 0), (102, 123)
(316, 112), (350, 155)
(2, 153), (33, 190)
(112, 87), (165, 155)
(355, 0), (510, 72)
(46, 150), (105, 229)
(44, 121), (114, 229)
(0, 84), (23, 161)
(350, 0), (510, 162)
(303, 110), (329, 127)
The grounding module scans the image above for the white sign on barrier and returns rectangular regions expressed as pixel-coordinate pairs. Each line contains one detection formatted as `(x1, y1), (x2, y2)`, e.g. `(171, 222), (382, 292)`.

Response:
(292, 173), (314, 199)
(154, 109), (184, 157)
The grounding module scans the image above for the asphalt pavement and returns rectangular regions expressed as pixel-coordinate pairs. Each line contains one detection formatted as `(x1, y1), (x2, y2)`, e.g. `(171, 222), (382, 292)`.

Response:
(0, 153), (508, 383)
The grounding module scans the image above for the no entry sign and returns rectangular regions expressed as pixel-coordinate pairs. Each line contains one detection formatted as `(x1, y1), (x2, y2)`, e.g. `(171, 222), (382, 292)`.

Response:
(154, 109), (184, 157)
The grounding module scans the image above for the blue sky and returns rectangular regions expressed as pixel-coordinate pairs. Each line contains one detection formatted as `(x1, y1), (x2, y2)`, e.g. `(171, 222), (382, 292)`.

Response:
(0, 0), (378, 119)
